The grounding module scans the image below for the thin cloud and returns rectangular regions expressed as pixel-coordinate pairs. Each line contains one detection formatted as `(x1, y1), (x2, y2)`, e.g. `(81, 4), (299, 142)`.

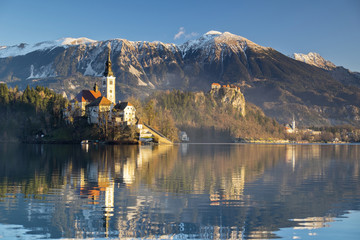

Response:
(174, 27), (198, 40)
(174, 27), (185, 40)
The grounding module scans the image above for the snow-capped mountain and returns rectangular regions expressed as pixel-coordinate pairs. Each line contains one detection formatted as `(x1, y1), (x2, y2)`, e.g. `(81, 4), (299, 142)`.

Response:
(179, 31), (263, 57)
(292, 52), (360, 88)
(0, 37), (96, 58)
(0, 31), (359, 126)
(292, 52), (336, 70)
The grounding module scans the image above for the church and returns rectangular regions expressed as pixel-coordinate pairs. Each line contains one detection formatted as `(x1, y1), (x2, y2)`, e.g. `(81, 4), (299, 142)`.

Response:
(65, 43), (136, 126)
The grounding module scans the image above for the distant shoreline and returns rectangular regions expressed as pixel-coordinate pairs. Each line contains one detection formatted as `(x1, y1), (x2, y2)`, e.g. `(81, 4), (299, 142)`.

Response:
(1, 140), (359, 146)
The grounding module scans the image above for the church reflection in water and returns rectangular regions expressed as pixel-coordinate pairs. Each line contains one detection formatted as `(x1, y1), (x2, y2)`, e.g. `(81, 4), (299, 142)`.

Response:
(0, 143), (359, 239)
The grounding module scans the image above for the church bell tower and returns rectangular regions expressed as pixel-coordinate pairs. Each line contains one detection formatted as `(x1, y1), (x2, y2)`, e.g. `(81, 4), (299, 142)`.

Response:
(102, 42), (116, 103)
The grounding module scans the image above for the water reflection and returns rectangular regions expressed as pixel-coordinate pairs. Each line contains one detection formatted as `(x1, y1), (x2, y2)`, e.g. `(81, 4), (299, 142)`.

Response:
(0, 143), (359, 239)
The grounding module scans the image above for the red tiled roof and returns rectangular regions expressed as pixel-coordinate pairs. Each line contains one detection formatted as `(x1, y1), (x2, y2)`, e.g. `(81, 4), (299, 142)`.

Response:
(87, 96), (112, 107)
(74, 90), (101, 103)
(212, 83), (221, 86)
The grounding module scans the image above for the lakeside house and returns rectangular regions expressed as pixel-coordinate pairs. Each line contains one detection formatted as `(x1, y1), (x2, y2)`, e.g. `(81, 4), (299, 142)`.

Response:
(179, 131), (189, 142)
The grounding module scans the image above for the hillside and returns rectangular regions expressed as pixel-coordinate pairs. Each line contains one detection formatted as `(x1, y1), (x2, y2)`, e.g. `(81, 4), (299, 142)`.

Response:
(135, 87), (285, 142)
(1, 31), (360, 127)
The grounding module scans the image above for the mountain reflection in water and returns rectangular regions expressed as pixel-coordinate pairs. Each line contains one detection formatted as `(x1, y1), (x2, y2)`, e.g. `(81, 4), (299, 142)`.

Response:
(0, 143), (359, 239)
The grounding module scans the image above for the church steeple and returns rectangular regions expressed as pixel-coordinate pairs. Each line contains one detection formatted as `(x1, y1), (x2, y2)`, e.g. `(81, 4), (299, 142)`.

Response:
(104, 42), (114, 77)
(101, 42), (116, 103)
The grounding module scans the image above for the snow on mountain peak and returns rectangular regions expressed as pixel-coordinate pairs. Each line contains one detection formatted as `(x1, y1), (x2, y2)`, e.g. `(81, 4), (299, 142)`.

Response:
(178, 30), (265, 57)
(0, 37), (97, 58)
(293, 52), (336, 70)
(59, 37), (97, 46)
(204, 30), (222, 36)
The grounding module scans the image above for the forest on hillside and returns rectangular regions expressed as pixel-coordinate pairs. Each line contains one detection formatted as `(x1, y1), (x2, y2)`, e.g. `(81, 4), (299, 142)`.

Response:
(128, 90), (286, 142)
(0, 84), (68, 142)
(2, 83), (357, 143)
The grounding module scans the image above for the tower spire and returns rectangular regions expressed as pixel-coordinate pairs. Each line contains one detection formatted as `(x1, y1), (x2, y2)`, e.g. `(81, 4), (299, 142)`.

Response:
(101, 42), (116, 103)
(104, 42), (114, 77)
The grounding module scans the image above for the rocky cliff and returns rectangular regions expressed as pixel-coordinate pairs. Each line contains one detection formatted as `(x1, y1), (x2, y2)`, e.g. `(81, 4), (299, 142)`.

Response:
(209, 86), (246, 117)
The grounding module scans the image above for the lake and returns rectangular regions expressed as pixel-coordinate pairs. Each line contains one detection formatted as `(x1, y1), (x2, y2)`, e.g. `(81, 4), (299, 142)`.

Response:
(0, 143), (359, 239)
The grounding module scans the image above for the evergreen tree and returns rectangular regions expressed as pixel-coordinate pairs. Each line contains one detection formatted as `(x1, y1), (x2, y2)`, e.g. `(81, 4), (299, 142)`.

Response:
(0, 83), (9, 104)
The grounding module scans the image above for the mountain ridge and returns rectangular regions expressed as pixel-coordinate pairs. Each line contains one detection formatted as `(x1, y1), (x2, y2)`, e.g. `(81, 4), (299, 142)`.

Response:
(0, 31), (359, 127)
(292, 52), (336, 70)
(292, 52), (360, 88)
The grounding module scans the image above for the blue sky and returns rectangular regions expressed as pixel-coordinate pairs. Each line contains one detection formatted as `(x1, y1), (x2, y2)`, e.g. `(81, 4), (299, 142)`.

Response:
(0, 0), (359, 71)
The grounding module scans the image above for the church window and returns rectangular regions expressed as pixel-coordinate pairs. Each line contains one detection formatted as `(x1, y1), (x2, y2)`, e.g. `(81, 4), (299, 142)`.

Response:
(103, 80), (106, 85)
(110, 90), (112, 93)
(110, 81), (113, 85)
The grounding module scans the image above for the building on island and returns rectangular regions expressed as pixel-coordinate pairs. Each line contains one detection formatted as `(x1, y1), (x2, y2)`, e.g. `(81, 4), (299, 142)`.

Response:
(137, 121), (154, 143)
(70, 84), (102, 116)
(86, 96), (113, 124)
(112, 102), (136, 126)
(65, 43), (136, 128)
(102, 43), (116, 104)
(63, 44), (172, 144)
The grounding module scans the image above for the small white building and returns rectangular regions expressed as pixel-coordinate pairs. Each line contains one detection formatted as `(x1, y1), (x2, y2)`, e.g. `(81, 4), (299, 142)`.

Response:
(179, 131), (190, 142)
(112, 102), (136, 126)
(136, 120), (154, 142)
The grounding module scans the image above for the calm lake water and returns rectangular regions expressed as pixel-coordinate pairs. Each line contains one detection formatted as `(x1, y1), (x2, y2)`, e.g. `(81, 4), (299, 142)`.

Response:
(0, 143), (359, 239)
